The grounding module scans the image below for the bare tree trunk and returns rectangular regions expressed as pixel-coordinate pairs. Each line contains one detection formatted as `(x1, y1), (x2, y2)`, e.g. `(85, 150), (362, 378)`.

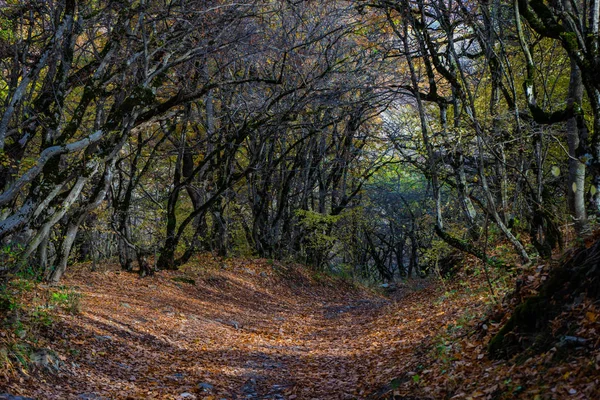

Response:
(451, 149), (478, 237)
(22, 164), (98, 263)
(408, 235), (418, 279)
(50, 221), (80, 283)
(566, 60), (588, 233)
(38, 237), (50, 278)
(118, 219), (134, 271)
(395, 237), (406, 278)
(49, 161), (114, 283)
(476, 134), (531, 265)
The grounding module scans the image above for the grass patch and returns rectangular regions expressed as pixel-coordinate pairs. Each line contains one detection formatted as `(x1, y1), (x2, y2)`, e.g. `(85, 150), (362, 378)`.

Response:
(48, 287), (82, 315)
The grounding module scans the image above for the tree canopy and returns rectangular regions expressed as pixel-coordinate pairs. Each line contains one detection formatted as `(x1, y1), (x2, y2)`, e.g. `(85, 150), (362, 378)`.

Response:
(0, 0), (599, 283)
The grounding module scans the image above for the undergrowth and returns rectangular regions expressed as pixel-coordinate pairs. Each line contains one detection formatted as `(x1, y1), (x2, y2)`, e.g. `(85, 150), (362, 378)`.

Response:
(0, 278), (82, 377)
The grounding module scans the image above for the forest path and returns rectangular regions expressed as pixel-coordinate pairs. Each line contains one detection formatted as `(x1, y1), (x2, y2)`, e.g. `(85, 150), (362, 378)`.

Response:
(6, 259), (461, 400)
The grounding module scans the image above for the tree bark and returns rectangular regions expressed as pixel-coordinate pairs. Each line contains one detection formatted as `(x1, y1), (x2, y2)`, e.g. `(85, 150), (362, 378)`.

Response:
(566, 61), (588, 233)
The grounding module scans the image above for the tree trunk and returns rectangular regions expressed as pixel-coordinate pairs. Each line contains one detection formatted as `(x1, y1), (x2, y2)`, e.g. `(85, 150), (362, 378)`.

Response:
(157, 237), (178, 270)
(49, 161), (114, 282)
(22, 168), (97, 263)
(566, 59), (588, 233)
(38, 237), (50, 279)
(476, 135), (531, 265)
(49, 220), (80, 283)
(395, 238), (406, 278)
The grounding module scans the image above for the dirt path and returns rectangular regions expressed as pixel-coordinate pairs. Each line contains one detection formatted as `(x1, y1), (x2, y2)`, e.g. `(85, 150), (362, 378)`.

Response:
(3, 260), (444, 399)
(4, 259), (600, 399)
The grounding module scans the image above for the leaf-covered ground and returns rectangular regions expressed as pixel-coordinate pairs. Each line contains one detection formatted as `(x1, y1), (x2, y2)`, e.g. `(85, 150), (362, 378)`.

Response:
(1, 255), (599, 399)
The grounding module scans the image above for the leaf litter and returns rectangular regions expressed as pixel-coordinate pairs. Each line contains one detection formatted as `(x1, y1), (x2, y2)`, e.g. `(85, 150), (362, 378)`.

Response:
(0, 254), (599, 399)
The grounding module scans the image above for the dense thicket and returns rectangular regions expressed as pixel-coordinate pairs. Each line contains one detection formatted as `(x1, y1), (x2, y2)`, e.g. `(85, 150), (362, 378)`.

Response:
(1, 0), (599, 283)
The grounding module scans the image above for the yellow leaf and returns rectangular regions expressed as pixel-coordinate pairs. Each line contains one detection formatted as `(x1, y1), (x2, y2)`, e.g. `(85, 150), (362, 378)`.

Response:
(586, 311), (597, 322)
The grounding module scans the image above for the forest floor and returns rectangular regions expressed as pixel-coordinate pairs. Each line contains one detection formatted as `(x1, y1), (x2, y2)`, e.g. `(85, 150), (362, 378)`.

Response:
(1, 255), (599, 399)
